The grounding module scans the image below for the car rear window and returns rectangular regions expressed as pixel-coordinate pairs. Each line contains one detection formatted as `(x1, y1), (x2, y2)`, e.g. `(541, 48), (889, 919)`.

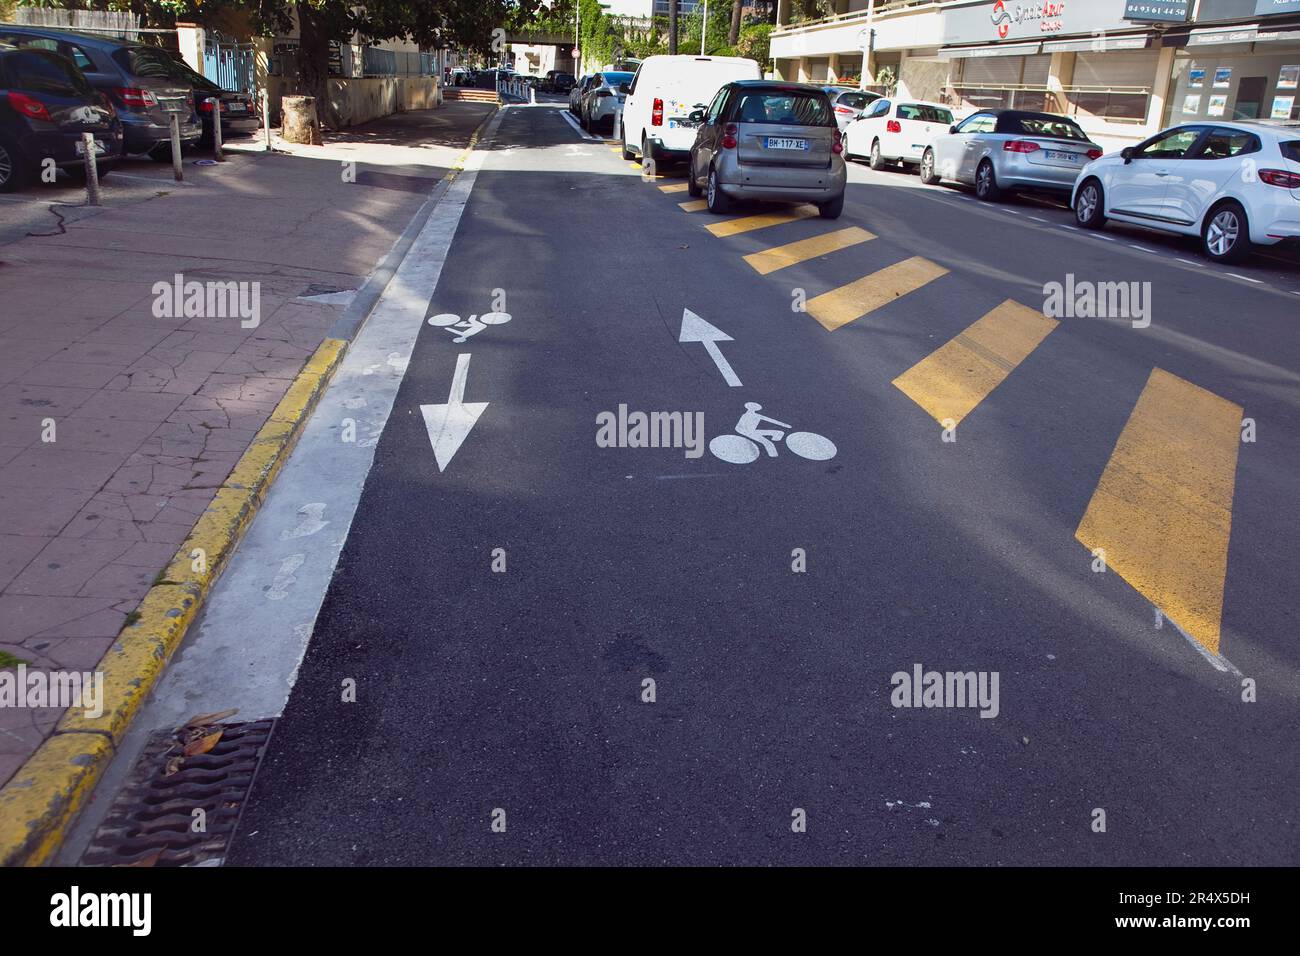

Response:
(897, 103), (954, 124)
(603, 72), (633, 86)
(734, 91), (833, 127)
(115, 45), (187, 80)
(1280, 140), (1300, 163)
(838, 92), (873, 110)
(6, 49), (90, 95)
(1001, 114), (1089, 141)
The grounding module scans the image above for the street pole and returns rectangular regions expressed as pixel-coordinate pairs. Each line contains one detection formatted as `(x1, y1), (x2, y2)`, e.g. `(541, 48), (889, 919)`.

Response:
(209, 97), (224, 162)
(702, 0), (708, 56)
(261, 89), (271, 151)
(80, 132), (100, 207)
(168, 112), (183, 181)
(862, 0), (876, 91)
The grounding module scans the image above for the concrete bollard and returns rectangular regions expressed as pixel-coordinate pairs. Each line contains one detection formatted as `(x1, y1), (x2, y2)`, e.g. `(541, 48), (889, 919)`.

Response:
(169, 113), (183, 181)
(80, 132), (100, 206)
(209, 97), (224, 162)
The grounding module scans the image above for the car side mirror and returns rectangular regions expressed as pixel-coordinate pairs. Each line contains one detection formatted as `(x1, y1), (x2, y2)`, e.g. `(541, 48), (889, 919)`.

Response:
(688, 109), (705, 123)
(618, 82), (630, 94)
(1121, 147), (1135, 164)
(949, 124), (958, 134)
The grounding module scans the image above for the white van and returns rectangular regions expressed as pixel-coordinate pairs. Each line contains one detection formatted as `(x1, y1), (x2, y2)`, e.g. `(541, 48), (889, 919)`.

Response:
(621, 54), (761, 164)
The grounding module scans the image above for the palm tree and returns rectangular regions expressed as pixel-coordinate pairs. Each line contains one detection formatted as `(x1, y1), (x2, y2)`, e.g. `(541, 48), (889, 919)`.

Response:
(729, 0), (743, 46)
(668, 0), (678, 55)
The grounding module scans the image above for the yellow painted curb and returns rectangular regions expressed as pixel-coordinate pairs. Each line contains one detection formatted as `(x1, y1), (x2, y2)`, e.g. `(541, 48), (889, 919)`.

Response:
(0, 733), (113, 867)
(0, 335), (348, 866)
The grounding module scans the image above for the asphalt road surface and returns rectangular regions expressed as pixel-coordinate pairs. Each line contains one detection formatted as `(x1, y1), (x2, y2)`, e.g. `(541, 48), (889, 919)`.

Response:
(226, 104), (1300, 866)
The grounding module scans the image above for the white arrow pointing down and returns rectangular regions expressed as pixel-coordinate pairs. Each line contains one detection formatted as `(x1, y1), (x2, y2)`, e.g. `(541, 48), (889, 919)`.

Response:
(420, 353), (488, 473)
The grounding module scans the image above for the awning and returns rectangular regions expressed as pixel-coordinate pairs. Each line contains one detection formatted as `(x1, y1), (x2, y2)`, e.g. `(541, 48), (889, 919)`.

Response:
(1187, 24), (1260, 45)
(937, 42), (1042, 61)
(1254, 26), (1300, 43)
(1041, 34), (1152, 54)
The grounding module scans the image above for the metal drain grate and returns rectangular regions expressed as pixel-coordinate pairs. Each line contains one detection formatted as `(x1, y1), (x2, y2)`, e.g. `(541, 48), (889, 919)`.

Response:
(81, 717), (274, 867)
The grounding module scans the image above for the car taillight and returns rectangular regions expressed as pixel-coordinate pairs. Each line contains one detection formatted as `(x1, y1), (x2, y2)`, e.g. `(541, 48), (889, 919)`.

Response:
(1003, 140), (1041, 153)
(832, 127), (843, 154)
(7, 91), (51, 122)
(1259, 168), (1300, 189)
(652, 97), (663, 126)
(199, 99), (216, 113)
(115, 87), (157, 109)
(886, 120), (902, 134)
(1086, 148), (1103, 160)
(835, 105), (853, 114)
(721, 122), (738, 149)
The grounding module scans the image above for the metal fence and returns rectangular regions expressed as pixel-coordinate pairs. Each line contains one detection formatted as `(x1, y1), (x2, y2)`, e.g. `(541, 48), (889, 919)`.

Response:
(204, 34), (256, 93)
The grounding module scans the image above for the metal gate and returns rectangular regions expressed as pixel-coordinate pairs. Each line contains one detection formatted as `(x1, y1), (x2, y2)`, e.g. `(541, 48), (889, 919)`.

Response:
(203, 33), (256, 93)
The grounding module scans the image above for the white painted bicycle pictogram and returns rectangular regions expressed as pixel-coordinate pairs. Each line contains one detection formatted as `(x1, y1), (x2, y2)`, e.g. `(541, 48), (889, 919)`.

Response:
(709, 402), (837, 464)
(427, 311), (512, 343)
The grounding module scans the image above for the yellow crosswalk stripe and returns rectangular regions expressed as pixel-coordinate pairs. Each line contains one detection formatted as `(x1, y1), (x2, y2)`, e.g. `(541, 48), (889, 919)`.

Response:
(705, 206), (818, 238)
(805, 256), (948, 331)
(679, 200), (708, 212)
(891, 300), (1057, 427)
(659, 183), (690, 193)
(1075, 369), (1242, 655)
(743, 226), (876, 275)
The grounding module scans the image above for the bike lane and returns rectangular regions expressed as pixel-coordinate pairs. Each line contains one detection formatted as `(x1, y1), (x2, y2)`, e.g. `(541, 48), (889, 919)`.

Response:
(225, 105), (1293, 865)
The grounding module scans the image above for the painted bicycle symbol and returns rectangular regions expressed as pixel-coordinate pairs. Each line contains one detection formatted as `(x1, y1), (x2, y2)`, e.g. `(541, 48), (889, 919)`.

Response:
(427, 311), (512, 343)
(709, 402), (837, 464)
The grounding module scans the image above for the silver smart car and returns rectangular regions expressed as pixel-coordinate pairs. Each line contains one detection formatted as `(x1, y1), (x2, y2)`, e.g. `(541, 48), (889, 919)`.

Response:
(686, 80), (847, 219)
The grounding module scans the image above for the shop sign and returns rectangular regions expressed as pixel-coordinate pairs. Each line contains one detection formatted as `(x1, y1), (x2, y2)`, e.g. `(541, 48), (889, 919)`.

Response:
(1122, 1), (1191, 22)
(942, 1), (1137, 45)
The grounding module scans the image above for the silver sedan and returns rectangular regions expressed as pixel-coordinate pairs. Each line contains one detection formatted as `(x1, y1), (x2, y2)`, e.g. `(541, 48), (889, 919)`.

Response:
(921, 108), (1102, 202)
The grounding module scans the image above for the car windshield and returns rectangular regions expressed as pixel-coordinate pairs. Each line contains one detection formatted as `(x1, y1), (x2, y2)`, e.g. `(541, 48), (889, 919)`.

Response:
(897, 104), (953, 124)
(603, 72), (633, 87)
(735, 91), (833, 127)
(1003, 115), (1089, 141)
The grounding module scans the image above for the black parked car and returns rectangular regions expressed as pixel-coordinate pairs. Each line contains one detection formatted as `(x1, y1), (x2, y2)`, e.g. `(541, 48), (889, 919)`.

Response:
(0, 44), (122, 192)
(0, 26), (200, 159)
(167, 56), (258, 145)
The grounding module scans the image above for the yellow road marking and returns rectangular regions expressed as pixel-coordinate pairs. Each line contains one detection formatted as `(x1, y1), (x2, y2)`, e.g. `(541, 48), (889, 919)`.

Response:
(659, 183), (690, 193)
(705, 206), (818, 238)
(891, 300), (1057, 427)
(743, 226), (876, 275)
(805, 256), (948, 331)
(679, 200), (708, 212)
(1075, 368), (1242, 655)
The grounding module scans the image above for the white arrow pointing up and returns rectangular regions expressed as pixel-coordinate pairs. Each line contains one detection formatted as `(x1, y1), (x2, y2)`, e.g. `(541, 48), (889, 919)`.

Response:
(420, 353), (488, 473)
(678, 308), (742, 387)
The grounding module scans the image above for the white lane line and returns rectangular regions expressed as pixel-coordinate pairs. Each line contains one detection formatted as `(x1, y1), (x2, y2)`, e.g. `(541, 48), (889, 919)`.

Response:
(1227, 272), (1263, 283)
(1061, 224), (1081, 232)
(1176, 257), (1199, 265)
(1127, 244), (1154, 252)
(1002, 208), (1021, 215)
(1028, 215), (1049, 223)
(559, 110), (600, 141)
(1090, 233), (1117, 241)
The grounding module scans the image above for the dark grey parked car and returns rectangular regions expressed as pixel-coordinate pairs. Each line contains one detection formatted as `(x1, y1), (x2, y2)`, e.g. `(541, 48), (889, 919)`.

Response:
(0, 26), (200, 158)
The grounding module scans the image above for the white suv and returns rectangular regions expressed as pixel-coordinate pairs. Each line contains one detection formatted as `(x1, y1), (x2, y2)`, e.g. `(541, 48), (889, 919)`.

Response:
(1072, 121), (1300, 264)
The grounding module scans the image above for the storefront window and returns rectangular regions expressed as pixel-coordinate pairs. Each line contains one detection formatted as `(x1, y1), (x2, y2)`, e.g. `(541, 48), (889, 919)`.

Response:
(1164, 45), (1300, 127)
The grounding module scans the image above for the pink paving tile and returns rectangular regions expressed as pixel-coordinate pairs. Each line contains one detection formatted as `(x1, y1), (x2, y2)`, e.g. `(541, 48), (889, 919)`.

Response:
(0, 594), (115, 644)
(79, 322), (175, 348)
(34, 636), (116, 671)
(0, 383), (99, 418)
(68, 389), (185, 422)
(0, 446), (130, 492)
(39, 417), (157, 454)
(76, 561), (155, 601)
(28, 606), (125, 641)
(51, 341), (157, 366)
(115, 541), (180, 567)
(16, 361), (123, 390)
(0, 485), (96, 536)
(7, 538), (134, 597)
(0, 535), (50, 590)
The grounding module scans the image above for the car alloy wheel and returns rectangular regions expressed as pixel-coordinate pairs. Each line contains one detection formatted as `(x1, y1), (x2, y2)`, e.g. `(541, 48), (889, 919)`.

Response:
(870, 141), (883, 170)
(0, 144), (12, 190)
(1076, 182), (1100, 226)
(920, 151), (933, 180)
(1206, 208), (1241, 258)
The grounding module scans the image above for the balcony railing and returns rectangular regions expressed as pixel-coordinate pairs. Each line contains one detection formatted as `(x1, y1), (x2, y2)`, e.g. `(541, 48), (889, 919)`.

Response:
(773, 0), (942, 36)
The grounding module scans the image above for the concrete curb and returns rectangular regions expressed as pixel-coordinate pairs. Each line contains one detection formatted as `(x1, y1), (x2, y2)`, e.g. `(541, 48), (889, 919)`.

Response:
(0, 106), (497, 867)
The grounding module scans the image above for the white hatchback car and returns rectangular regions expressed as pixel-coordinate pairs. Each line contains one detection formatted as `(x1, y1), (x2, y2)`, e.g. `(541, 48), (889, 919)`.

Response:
(844, 98), (957, 171)
(1072, 120), (1300, 264)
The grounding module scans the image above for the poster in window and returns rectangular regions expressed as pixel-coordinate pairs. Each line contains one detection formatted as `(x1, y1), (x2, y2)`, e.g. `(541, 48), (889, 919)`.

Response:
(1278, 65), (1300, 90)
(1189, 68), (1205, 88)
(1207, 94), (1228, 117)
(1213, 68), (1233, 88)
(1272, 95), (1296, 120)
(1182, 94), (1202, 114)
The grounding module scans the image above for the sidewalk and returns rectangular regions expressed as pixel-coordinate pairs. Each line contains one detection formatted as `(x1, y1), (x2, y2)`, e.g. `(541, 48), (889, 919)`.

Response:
(0, 102), (493, 794)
